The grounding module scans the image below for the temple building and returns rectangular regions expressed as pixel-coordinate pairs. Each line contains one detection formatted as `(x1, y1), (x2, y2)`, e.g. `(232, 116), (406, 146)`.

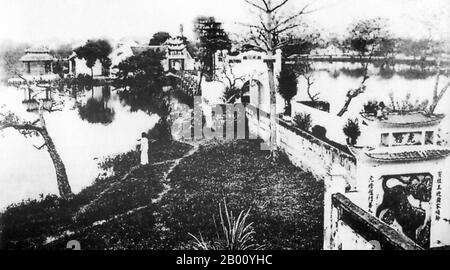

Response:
(19, 46), (55, 76)
(348, 111), (450, 248)
(129, 37), (194, 72)
(165, 37), (194, 71)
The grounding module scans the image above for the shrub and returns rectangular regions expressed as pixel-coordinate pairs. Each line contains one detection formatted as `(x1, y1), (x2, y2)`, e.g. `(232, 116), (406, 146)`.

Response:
(222, 86), (242, 104)
(277, 65), (298, 115)
(293, 113), (312, 132)
(343, 119), (361, 145)
(311, 125), (327, 139)
(148, 119), (172, 142)
(363, 100), (379, 114)
(172, 88), (194, 108)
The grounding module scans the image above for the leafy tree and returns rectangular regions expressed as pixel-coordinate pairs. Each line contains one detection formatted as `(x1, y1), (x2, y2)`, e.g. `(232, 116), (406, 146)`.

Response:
(0, 41), (30, 77)
(343, 18), (393, 57)
(337, 18), (393, 116)
(398, 39), (430, 58)
(149, 32), (172, 45)
(281, 31), (322, 58)
(115, 49), (172, 140)
(115, 49), (166, 90)
(52, 59), (68, 78)
(277, 65), (298, 115)
(193, 16), (232, 79)
(50, 43), (73, 59)
(74, 39), (112, 77)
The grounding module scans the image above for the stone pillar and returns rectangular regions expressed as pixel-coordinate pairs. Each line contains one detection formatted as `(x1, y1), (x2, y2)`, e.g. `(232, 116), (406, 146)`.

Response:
(430, 167), (450, 248)
(323, 164), (347, 250)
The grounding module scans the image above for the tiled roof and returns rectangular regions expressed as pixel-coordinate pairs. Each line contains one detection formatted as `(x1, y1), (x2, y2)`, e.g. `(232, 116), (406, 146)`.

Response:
(25, 46), (50, 53)
(360, 112), (445, 128)
(365, 149), (450, 162)
(20, 53), (54, 62)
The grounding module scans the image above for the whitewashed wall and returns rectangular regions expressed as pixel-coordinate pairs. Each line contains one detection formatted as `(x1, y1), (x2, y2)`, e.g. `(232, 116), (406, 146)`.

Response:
(69, 58), (103, 77)
(246, 105), (356, 182)
(292, 102), (349, 145)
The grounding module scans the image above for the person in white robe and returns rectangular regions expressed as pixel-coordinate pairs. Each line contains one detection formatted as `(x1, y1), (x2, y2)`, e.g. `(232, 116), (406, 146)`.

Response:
(139, 132), (149, 165)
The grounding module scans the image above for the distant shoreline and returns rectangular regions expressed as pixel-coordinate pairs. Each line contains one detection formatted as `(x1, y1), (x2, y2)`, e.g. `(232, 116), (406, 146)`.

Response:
(286, 55), (450, 67)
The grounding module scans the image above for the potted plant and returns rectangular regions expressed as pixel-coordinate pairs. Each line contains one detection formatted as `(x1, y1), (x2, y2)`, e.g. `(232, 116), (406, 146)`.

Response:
(343, 118), (361, 145)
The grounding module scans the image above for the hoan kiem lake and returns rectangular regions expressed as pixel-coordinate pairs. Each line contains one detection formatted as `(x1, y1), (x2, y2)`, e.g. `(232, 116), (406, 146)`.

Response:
(0, 62), (449, 210)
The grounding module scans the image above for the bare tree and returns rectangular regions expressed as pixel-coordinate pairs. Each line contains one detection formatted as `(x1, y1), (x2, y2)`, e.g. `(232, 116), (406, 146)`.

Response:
(0, 75), (73, 200)
(242, 0), (314, 157)
(296, 62), (319, 102)
(220, 63), (246, 103)
(303, 73), (319, 102)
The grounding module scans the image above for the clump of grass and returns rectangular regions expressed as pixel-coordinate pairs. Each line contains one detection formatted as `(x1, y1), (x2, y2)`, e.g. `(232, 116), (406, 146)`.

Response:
(189, 200), (263, 250)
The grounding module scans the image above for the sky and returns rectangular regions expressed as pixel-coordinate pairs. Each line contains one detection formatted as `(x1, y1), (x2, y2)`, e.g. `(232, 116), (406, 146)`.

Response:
(0, 0), (449, 45)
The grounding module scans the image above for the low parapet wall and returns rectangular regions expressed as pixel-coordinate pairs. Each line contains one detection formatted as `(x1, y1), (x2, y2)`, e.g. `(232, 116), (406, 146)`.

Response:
(329, 193), (423, 250)
(245, 104), (356, 182)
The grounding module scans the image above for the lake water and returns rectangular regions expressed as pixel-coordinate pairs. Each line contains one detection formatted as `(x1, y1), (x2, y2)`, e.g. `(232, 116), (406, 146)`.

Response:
(0, 85), (158, 210)
(294, 62), (450, 116)
(1, 62), (449, 209)
(204, 61), (450, 143)
(292, 62), (450, 143)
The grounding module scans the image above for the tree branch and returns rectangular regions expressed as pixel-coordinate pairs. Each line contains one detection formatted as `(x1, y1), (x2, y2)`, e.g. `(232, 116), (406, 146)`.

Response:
(0, 122), (43, 133)
(244, 0), (266, 12)
(303, 73), (318, 102)
(259, 0), (270, 11)
(270, 0), (289, 13)
(272, 4), (311, 31)
(33, 143), (47, 150)
(429, 80), (450, 113)
(239, 22), (265, 32)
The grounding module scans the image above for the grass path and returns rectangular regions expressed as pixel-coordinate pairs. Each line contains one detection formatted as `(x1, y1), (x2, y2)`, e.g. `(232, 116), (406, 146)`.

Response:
(2, 139), (323, 250)
(43, 141), (200, 247)
(152, 141), (199, 204)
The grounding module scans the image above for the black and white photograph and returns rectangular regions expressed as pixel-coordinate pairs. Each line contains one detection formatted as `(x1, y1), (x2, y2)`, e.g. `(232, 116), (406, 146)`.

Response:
(0, 0), (449, 254)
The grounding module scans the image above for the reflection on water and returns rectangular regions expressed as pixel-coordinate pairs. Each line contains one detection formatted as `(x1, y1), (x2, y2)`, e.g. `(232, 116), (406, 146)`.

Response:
(0, 84), (159, 210)
(78, 86), (115, 125)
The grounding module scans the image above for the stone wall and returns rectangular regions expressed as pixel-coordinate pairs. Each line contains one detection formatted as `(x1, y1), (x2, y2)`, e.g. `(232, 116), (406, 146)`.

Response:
(292, 101), (349, 145)
(245, 104), (356, 182)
